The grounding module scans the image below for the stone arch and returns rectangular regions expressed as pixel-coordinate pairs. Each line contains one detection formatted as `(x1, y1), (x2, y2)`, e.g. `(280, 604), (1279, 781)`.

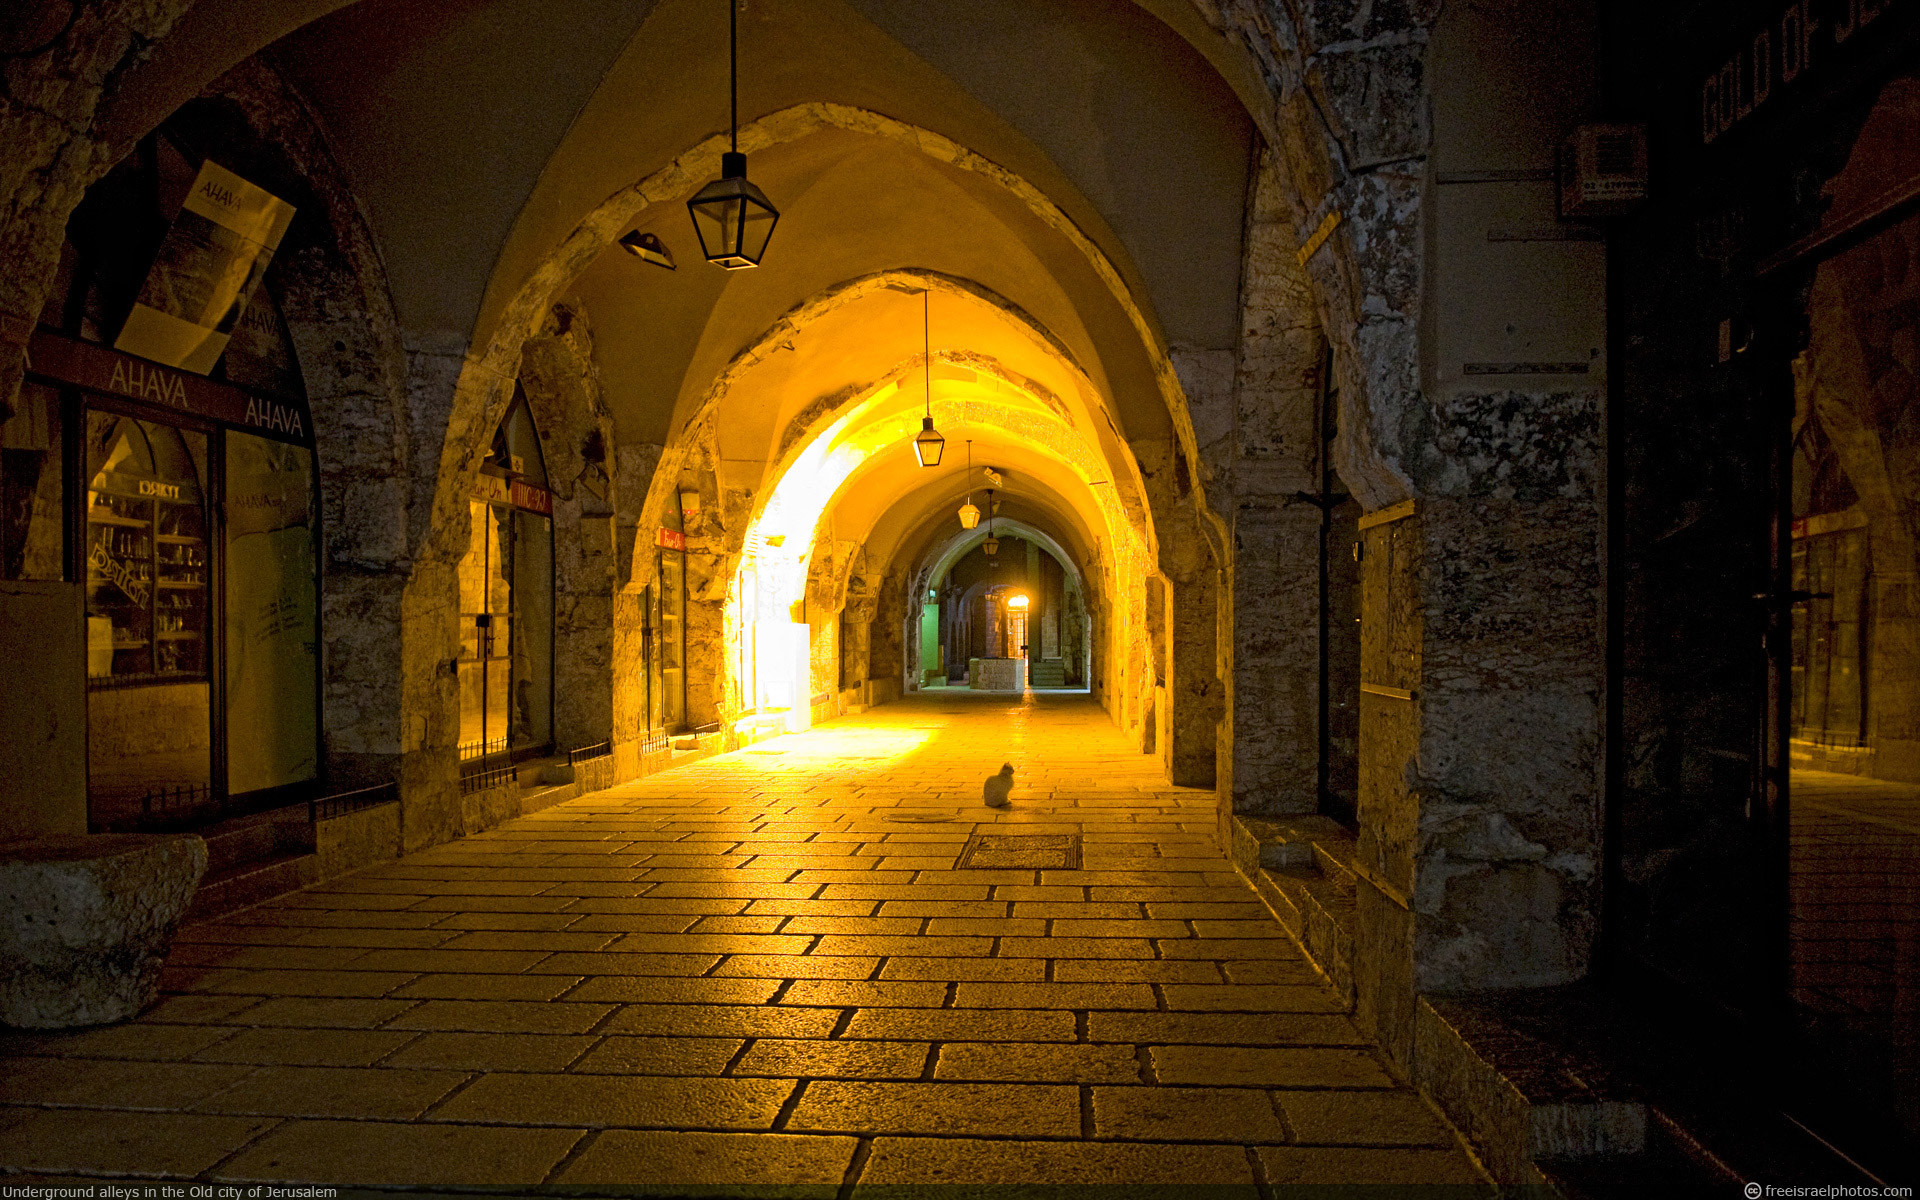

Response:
(626, 266), (1161, 592)
(441, 104), (1236, 600)
(189, 60), (426, 813)
(904, 517), (1095, 692)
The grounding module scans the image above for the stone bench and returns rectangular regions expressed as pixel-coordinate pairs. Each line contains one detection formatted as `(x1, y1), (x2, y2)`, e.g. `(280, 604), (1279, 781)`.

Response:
(0, 833), (207, 1028)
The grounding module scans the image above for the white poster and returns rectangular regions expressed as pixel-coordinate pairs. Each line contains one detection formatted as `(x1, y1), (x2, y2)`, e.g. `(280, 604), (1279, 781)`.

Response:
(115, 161), (296, 375)
(224, 433), (317, 794)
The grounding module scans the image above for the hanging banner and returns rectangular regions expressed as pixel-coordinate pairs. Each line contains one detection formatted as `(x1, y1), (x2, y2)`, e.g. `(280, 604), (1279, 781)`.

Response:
(115, 161), (296, 375)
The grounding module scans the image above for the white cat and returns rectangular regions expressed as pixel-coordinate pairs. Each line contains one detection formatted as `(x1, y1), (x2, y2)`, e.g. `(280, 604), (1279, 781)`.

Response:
(983, 762), (1014, 808)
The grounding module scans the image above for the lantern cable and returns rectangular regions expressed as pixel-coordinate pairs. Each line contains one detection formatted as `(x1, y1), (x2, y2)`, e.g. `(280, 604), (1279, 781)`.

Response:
(729, 0), (738, 155)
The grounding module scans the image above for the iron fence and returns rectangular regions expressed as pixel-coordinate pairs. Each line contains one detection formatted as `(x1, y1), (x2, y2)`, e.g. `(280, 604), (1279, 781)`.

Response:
(459, 759), (518, 795)
(457, 737), (508, 762)
(310, 781), (399, 823)
(140, 782), (215, 819)
(568, 740), (613, 767)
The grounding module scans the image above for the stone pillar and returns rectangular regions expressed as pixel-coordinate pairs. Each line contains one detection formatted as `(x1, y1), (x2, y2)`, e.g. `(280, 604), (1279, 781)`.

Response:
(1163, 566), (1223, 787)
(518, 301), (625, 757)
(1219, 143), (1325, 817)
(1222, 500), (1320, 815)
(1354, 497), (1602, 1063)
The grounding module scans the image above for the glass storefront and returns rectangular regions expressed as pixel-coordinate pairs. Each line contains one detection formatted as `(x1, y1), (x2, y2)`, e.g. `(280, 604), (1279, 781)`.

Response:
(20, 344), (321, 831)
(456, 391), (553, 762)
(1785, 195), (1920, 1152)
(32, 108), (322, 830)
(0, 383), (66, 583)
(84, 413), (213, 825)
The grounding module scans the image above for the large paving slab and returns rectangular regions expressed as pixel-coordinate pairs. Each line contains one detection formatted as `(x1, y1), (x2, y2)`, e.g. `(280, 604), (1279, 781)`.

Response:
(0, 691), (1490, 1190)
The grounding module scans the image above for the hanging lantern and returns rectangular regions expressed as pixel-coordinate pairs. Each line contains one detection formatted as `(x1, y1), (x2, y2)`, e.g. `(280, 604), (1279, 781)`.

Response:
(912, 289), (942, 466)
(983, 535), (1000, 557)
(956, 439), (977, 527)
(982, 487), (999, 557)
(913, 416), (946, 467)
(688, 155), (779, 268)
(687, 1), (779, 269)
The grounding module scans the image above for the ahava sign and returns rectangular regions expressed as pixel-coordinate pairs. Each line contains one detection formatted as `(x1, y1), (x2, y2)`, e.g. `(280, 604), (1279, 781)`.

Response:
(28, 331), (313, 446)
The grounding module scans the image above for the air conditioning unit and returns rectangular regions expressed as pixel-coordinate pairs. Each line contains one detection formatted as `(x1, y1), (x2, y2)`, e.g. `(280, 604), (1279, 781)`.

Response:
(1559, 123), (1648, 219)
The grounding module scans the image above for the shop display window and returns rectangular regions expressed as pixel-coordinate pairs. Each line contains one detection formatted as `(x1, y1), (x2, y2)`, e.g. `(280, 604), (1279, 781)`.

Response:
(0, 382), (65, 581)
(85, 413), (209, 684)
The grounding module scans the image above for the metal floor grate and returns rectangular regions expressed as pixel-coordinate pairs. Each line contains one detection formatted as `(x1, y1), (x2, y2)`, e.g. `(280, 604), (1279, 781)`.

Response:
(956, 832), (1082, 869)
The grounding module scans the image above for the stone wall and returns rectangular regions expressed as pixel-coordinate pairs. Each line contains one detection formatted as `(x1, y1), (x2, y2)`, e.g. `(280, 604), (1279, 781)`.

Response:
(1187, 0), (1609, 1063)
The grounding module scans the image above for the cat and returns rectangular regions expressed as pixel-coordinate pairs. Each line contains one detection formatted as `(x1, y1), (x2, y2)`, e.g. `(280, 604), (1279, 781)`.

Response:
(983, 762), (1014, 808)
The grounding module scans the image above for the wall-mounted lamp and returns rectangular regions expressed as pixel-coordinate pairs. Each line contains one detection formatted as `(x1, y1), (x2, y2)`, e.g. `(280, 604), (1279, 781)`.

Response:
(1005, 593), (1029, 609)
(619, 230), (676, 269)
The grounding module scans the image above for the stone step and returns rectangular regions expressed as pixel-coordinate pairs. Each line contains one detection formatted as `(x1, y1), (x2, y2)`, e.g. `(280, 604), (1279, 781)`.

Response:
(1532, 1112), (1741, 1198)
(1413, 994), (1650, 1185)
(185, 851), (321, 923)
(1224, 813), (1357, 1007)
(1029, 659), (1068, 687)
(200, 806), (313, 876)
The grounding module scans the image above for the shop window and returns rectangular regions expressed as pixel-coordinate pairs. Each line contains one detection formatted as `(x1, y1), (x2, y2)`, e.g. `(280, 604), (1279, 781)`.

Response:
(457, 391), (553, 762)
(84, 413), (212, 825)
(224, 432), (318, 794)
(0, 382), (66, 581)
(34, 98), (322, 831)
(86, 415), (210, 684)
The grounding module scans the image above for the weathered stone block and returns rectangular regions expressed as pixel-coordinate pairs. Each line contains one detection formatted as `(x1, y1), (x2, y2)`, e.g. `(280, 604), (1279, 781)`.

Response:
(0, 834), (207, 1028)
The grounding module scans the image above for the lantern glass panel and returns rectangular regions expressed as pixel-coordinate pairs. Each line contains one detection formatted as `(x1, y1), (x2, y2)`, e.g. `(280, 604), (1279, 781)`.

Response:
(914, 424), (945, 467)
(687, 174), (779, 269)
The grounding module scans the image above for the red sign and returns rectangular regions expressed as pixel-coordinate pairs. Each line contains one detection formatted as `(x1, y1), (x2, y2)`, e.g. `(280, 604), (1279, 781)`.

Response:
(510, 480), (552, 515)
(656, 528), (686, 551)
(473, 472), (552, 515)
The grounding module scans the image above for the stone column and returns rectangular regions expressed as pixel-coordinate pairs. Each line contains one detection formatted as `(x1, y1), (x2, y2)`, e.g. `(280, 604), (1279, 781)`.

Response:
(1354, 496), (1602, 1064)
(518, 300), (625, 758)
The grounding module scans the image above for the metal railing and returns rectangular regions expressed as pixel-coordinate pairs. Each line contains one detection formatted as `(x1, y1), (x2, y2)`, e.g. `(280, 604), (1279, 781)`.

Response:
(457, 736), (508, 762)
(640, 730), (671, 756)
(459, 759), (518, 796)
(140, 782), (215, 819)
(309, 781), (399, 823)
(567, 740), (613, 767)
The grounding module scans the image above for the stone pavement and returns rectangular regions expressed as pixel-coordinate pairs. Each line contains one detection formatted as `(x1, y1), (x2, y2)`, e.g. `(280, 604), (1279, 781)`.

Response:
(0, 691), (1489, 1194)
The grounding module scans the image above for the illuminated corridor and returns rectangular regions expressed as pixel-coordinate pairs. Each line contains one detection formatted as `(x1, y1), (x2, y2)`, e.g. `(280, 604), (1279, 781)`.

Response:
(7, 0), (1918, 1184)
(0, 694), (1484, 1190)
